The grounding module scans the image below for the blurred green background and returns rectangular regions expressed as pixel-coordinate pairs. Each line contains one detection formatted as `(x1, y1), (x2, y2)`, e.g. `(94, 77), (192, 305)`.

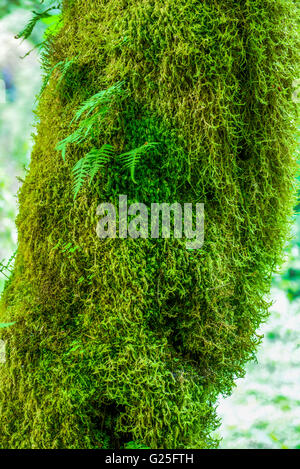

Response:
(0, 0), (299, 450)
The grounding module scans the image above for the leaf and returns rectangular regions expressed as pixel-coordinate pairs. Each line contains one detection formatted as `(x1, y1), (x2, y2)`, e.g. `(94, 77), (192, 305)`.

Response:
(56, 126), (85, 161)
(72, 155), (92, 200)
(118, 142), (159, 183)
(72, 145), (115, 199)
(15, 6), (60, 41)
(56, 82), (124, 161)
(0, 252), (16, 280)
(61, 243), (72, 252)
(42, 13), (63, 40)
(87, 145), (115, 184)
(72, 82), (124, 124)
(0, 323), (15, 329)
(40, 57), (75, 97)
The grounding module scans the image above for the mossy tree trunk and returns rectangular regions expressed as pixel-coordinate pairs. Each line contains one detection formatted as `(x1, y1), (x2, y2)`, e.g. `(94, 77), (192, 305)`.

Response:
(0, 0), (299, 449)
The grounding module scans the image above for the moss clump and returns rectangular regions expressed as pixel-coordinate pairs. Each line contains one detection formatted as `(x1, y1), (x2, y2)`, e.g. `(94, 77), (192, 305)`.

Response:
(0, 0), (299, 449)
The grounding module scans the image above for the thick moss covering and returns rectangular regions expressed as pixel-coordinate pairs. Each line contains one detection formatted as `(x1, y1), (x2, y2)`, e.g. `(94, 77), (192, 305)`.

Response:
(0, 0), (299, 449)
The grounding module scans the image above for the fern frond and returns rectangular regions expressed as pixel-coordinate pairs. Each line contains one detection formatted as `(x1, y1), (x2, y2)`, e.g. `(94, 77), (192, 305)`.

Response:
(72, 155), (91, 201)
(72, 145), (114, 199)
(56, 128), (82, 161)
(40, 57), (75, 96)
(0, 251), (16, 280)
(0, 323), (15, 329)
(56, 83), (124, 161)
(118, 142), (159, 183)
(42, 10), (63, 40)
(6, 251), (16, 270)
(52, 240), (81, 257)
(0, 263), (9, 280)
(56, 114), (97, 160)
(71, 82), (124, 124)
(86, 145), (115, 184)
(56, 57), (74, 86)
(15, 6), (60, 41)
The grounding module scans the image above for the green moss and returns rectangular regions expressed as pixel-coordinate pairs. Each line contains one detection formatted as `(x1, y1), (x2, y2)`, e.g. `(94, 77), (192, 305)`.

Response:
(0, 0), (299, 449)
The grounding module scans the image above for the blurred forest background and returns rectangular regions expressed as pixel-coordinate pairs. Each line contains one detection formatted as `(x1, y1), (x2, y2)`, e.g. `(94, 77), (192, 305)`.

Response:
(0, 0), (299, 450)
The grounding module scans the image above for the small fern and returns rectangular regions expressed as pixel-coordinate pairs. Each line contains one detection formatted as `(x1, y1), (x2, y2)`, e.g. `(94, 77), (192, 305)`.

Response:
(40, 57), (75, 96)
(15, 6), (60, 41)
(0, 323), (15, 329)
(53, 240), (81, 256)
(118, 142), (159, 183)
(56, 83), (124, 161)
(0, 252), (16, 280)
(56, 125), (90, 161)
(71, 82), (124, 124)
(42, 9), (63, 40)
(72, 144), (115, 199)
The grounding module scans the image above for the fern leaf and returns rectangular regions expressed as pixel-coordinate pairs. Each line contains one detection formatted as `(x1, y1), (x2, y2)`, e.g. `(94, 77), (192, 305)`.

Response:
(0, 251), (16, 280)
(40, 57), (75, 96)
(72, 145), (114, 199)
(57, 83), (123, 161)
(40, 60), (63, 96)
(15, 6), (59, 41)
(0, 261), (9, 279)
(56, 57), (75, 86)
(72, 156), (91, 200)
(5, 251), (16, 271)
(56, 125), (87, 161)
(0, 323), (15, 329)
(72, 82), (124, 124)
(118, 142), (159, 183)
(87, 145), (115, 184)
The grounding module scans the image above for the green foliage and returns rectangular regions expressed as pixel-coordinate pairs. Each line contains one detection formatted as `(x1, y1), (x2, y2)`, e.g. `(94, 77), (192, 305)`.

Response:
(119, 142), (159, 184)
(41, 9), (62, 39)
(0, 0), (299, 450)
(40, 57), (74, 96)
(56, 82), (124, 160)
(72, 145), (114, 199)
(59, 82), (158, 195)
(52, 240), (81, 257)
(0, 323), (15, 329)
(0, 252), (16, 280)
(71, 82), (124, 124)
(71, 136), (159, 198)
(123, 440), (151, 449)
(15, 5), (60, 40)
